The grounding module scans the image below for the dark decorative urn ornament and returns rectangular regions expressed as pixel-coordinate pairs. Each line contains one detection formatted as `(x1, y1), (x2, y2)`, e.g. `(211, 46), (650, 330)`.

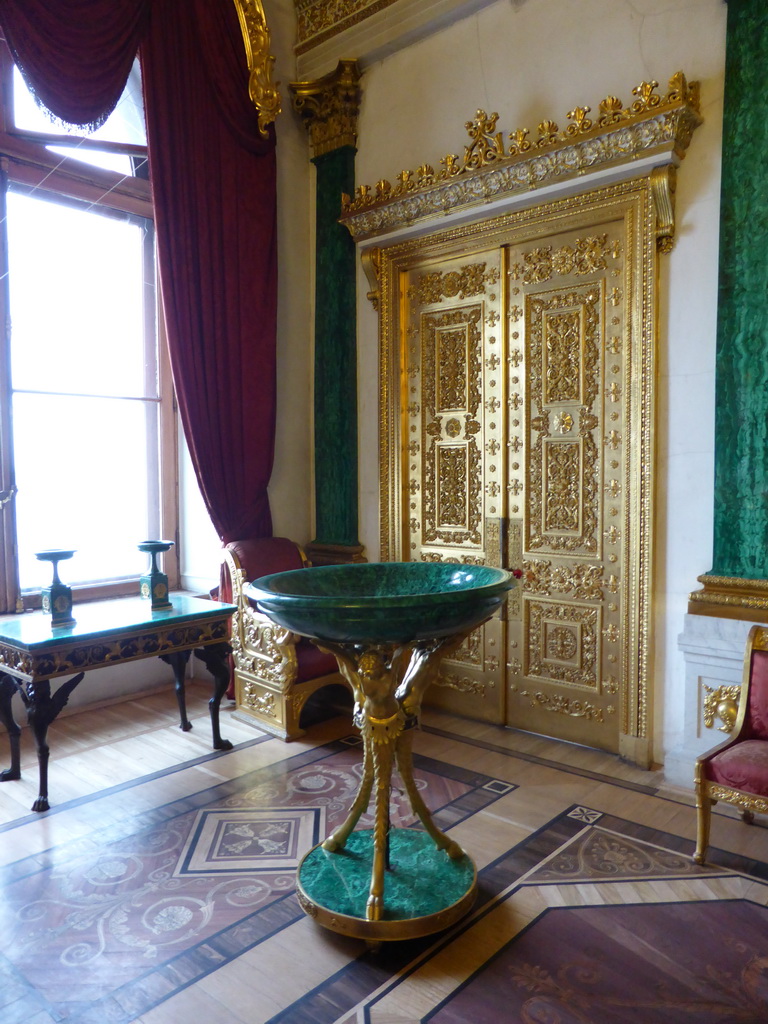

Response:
(36, 549), (76, 628)
(138, 540), (174, 609)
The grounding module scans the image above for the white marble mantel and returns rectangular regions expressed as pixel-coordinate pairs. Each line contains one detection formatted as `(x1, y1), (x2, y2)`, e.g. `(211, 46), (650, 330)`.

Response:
(666, 614), (759, 788)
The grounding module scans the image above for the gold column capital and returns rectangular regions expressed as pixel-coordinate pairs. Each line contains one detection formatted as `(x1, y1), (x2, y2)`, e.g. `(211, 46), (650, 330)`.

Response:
(289, 60), (362, 158)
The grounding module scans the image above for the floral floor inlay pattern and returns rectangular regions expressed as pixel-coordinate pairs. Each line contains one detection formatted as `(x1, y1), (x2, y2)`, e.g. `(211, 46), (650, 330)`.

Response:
(0, 739), (509, 1023)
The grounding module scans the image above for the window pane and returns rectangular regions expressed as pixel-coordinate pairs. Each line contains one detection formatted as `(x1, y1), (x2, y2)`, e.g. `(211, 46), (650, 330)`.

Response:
(7, 191), (155, 398)
(12, 63), (146, 148)
(13, 393), (161, 590)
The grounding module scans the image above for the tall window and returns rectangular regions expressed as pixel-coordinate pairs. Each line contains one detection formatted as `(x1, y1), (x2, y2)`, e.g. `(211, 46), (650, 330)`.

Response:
(0, 42), (177, 612)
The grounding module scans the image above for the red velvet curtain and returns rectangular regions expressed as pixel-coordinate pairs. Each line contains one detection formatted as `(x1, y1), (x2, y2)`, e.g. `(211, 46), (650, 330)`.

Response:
(0, 0), (277, 543)
(0, 0), (150, 128)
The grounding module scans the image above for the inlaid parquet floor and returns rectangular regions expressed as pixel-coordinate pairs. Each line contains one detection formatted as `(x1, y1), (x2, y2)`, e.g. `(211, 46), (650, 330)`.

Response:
(1, 682), (767, 1023)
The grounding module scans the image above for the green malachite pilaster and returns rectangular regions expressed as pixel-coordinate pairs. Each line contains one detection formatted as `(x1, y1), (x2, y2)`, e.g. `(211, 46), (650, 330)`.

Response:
(312, 145), (360, 551)
(690, 0), (768, 618)
(290, 61), (364, 566)
(712, 0), (768, 576)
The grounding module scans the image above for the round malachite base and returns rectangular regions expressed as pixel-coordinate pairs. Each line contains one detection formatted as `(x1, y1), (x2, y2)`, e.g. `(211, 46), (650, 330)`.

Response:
(296, 828), (477, 942)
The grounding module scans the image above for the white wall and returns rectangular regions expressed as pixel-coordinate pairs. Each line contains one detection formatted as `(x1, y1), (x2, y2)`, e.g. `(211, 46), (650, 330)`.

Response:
(353, 0), (727, 765)
(266, 0), (315, 547)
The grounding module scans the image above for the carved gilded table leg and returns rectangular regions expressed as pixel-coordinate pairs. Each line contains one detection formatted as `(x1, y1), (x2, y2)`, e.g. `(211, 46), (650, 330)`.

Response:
(160, 643), (233, 751)
(194, 642), (234, 751)
(160, 650), (194, 731)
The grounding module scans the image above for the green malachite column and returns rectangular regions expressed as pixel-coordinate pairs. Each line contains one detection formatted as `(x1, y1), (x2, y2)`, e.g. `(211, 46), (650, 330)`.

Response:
(312, 145), (360, 554)
(690, 0), (768, 618)
(290, 62), (365, 566)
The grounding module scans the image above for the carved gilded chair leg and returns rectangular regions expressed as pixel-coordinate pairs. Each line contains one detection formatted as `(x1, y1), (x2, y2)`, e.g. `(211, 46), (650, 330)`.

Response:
(694, 778), (714, 865)
(322, 734), (374, 852)
(395, 727), (464, 860)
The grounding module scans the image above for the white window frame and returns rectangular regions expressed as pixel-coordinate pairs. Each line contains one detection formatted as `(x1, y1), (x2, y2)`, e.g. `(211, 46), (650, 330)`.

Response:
(0, 40), (178, 613)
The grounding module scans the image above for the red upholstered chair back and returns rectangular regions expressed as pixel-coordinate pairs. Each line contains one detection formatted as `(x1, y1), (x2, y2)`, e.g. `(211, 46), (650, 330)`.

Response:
(747, 648), (768, 740)
(219, 537), (306, 603)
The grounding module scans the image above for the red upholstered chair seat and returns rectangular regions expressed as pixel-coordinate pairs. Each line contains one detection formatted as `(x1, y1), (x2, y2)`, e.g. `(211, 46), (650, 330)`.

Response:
(746, 649), (768, 739)
(295, 639), (338, 682)
(706, 740), (768, 796)
(695, 625), (768, 864)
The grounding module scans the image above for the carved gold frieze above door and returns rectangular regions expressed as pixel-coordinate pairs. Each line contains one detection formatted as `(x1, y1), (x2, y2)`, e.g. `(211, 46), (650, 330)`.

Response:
(378, 177), (660, 764)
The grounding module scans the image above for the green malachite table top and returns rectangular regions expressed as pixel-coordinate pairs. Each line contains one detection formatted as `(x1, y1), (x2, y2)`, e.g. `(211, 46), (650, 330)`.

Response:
(0, 594), (236, 653)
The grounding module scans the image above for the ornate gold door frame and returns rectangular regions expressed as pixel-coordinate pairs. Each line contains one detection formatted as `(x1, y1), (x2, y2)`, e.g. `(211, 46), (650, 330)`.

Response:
(376, 177), (661, 765)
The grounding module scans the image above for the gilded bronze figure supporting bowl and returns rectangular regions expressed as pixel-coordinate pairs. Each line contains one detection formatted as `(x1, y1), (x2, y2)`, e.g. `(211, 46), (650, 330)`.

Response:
(247, 561), (515, 943)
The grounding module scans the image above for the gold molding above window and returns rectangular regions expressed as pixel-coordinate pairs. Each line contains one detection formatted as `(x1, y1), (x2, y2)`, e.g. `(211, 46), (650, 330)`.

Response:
(232, 0), (282, 136)
(340, 72), (701, 244)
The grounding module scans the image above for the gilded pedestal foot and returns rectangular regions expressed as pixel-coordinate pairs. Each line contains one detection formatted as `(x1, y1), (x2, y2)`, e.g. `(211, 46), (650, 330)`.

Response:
(366, 895), (383, 922)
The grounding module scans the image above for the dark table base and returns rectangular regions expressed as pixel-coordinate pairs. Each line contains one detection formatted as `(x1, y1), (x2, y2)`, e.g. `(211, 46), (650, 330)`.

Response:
(0, 643), (232, 812)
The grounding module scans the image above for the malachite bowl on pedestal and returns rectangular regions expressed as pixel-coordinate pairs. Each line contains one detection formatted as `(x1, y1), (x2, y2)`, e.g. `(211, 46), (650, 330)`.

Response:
(246, 561), (514, 644)
(247, 560), (515, 943)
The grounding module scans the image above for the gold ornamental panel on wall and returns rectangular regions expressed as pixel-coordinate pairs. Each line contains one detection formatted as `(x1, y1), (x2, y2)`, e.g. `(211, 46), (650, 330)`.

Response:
(422, 305), (483, 546)
(341, 74), (700, 244)
(525, 599), (600, 689)
(526, 278), (603, 556)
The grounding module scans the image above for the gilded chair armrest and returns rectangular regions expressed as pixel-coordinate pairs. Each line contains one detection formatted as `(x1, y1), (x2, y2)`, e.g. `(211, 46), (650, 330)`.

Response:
(233, 605), (301, 689)
(223, 547), (302, 690)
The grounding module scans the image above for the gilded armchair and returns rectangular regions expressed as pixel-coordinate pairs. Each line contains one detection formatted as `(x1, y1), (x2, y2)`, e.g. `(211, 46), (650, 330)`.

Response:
(221, 538), (343, 741)
(694, 623), (768, 863)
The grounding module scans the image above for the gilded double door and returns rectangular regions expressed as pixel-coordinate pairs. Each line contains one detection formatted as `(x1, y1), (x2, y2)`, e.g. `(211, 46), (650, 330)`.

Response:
(384, 193), (652, 757)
